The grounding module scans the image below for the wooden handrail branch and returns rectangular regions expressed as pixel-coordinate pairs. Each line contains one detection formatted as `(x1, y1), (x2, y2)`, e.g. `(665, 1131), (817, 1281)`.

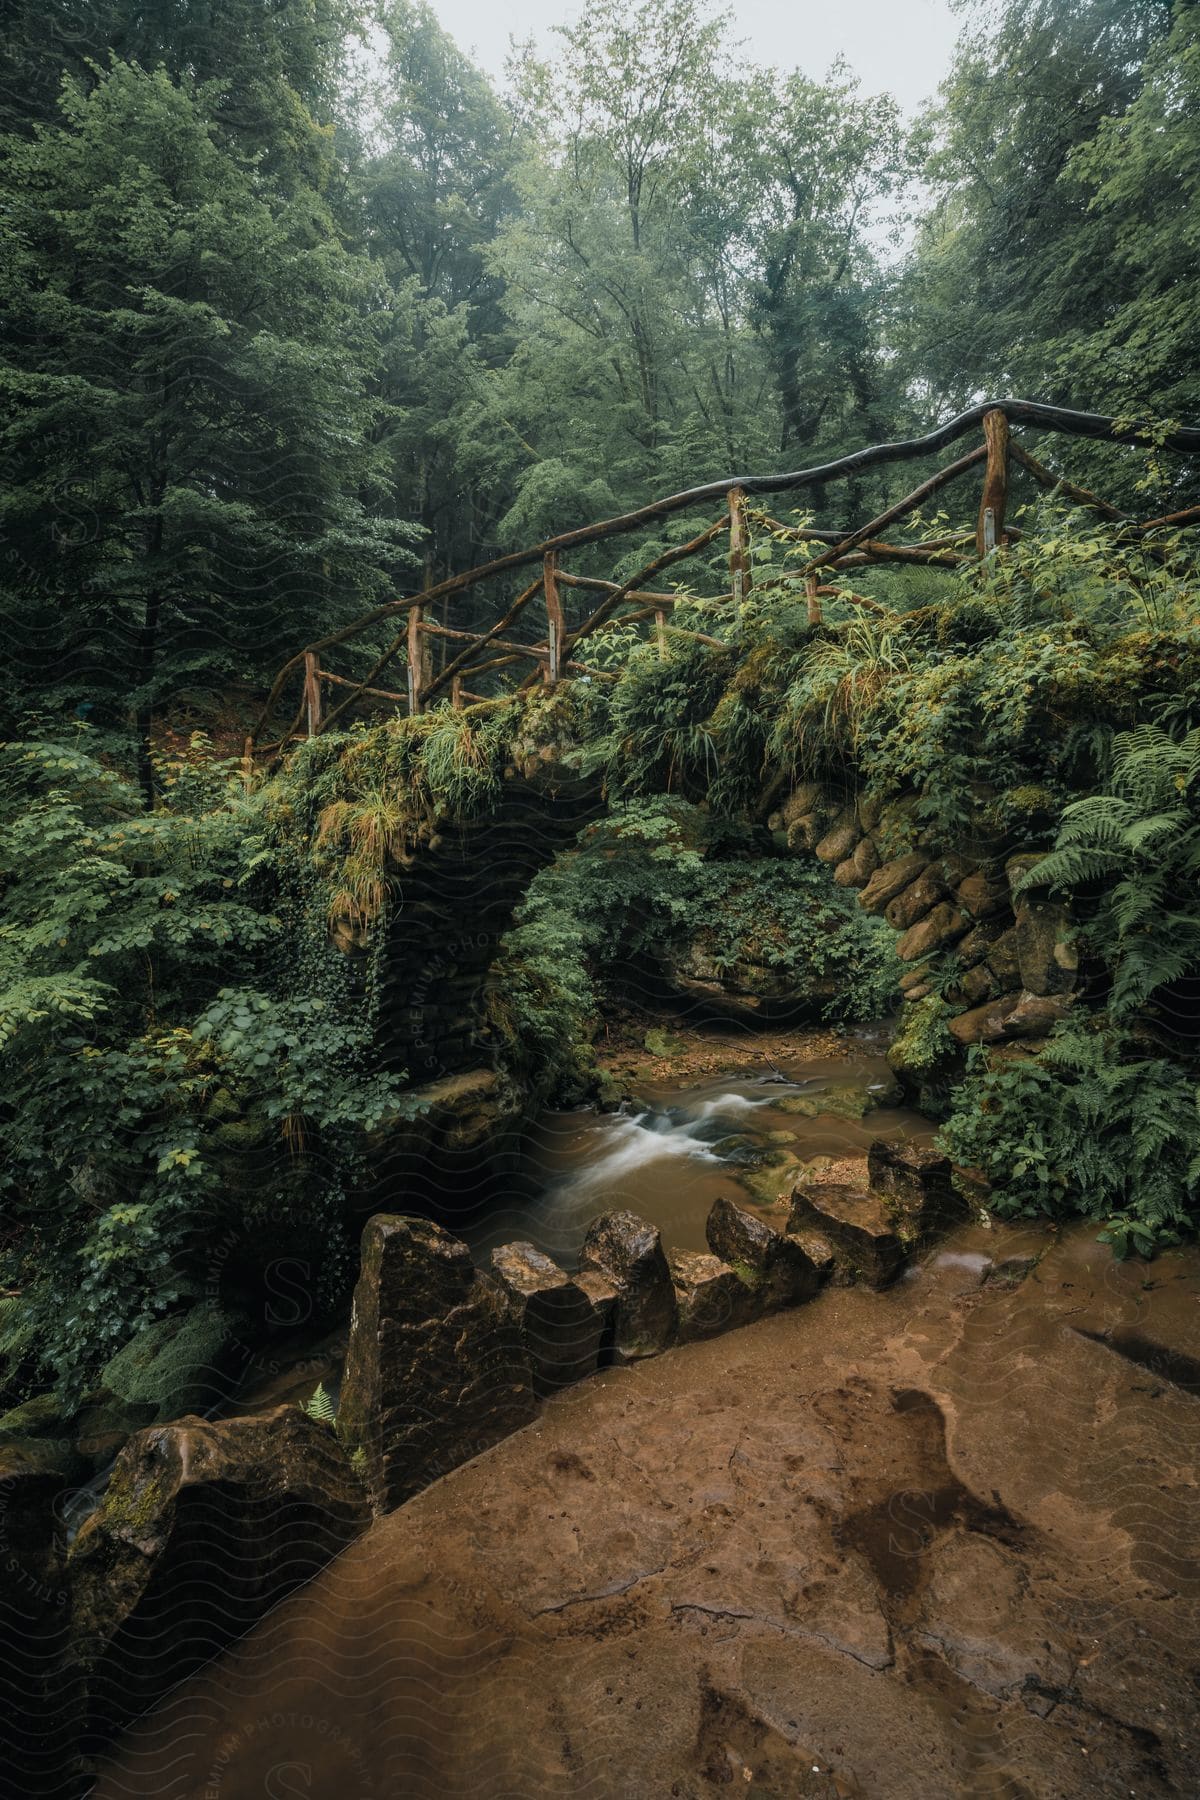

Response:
(421, 577), (544, 706)
(796, 443), (988, 580)
(253, 399), (1200, 749)
(1008, 441), (1132, 523)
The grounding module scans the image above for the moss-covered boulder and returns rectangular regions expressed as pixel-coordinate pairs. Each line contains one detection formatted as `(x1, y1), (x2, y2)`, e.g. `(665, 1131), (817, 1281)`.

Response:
(887, 996), (956, 1087)
(0, 1391), (74, 1441)
(69, 1406), (368, 1755)
(100, 1302), (245, 1424)
(735, 1150), (807, 1211)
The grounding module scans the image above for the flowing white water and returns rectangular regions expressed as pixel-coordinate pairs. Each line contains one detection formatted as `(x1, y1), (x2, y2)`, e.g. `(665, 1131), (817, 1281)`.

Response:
(515, 1081), (798, 1264)
(559, 1091), (770, 1194)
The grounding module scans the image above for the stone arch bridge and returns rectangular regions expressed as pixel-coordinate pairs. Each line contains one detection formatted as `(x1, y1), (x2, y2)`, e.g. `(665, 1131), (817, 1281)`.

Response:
(254, 401), (1199, 1131)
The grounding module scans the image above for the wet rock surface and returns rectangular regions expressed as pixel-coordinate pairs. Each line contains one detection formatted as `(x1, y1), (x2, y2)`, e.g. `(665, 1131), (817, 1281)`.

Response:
(69, 1406), (369, 1755)
(669, 1250), (754, 1342)
(867, 1138), (966, 1236)
(337, 1214), (536, 1509)
(97, 1224), (1200, 1800)
(580, 1210), (679, 1360)
(788, 1183), (907, 1287)
(858, 850), (929, 914)
(705, 1194), (821, 1309)
(490, 1241), (604, 1394)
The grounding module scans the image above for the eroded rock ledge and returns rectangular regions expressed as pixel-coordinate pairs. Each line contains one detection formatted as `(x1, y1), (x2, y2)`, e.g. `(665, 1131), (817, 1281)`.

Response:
(40, 1139), (961, 1774)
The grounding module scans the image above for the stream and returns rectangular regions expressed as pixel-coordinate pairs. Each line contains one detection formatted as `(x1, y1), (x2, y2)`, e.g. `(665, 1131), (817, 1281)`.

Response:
(227, 1028), (931, 1419)
(457, 1041), (932, 1265)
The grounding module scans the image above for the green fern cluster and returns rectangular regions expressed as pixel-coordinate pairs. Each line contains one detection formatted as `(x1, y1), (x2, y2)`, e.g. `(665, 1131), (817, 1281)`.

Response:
(939, 1022), (1199, 1255)
(1024, 724), (1200, 1017)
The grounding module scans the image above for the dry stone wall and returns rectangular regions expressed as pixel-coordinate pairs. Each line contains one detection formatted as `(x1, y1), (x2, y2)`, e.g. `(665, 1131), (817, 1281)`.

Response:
(767, 781), (1079, 1085)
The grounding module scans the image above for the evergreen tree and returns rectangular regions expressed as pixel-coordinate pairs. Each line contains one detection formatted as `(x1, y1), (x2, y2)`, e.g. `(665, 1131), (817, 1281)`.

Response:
(0, 0), (368, 166)
(0, 60), (417, 794)
(362, 1), (521, 581)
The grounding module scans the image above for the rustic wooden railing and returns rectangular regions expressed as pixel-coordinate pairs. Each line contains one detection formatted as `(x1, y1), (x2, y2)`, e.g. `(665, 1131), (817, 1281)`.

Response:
(252, 400), (1200, 755)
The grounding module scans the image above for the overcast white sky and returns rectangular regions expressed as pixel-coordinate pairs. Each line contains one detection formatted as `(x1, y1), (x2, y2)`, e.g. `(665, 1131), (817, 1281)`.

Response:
(427, 0), (963, 115)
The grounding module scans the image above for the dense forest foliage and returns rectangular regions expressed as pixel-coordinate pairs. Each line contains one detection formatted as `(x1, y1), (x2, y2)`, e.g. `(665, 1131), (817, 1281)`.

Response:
(1, 0), (1198, 1414)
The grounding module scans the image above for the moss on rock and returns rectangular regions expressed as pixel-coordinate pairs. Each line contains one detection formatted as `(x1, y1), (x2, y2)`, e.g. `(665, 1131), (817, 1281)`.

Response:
(100, 1303), (243, 1423)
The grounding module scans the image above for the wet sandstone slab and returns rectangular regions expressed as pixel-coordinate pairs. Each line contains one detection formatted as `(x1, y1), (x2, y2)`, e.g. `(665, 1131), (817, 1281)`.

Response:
(96, 1224), (1200, 1799)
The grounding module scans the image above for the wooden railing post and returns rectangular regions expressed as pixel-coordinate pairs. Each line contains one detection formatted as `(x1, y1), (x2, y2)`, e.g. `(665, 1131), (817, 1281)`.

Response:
(407, 605), (426, 715)
(729, 486), (751, 603)
(303, 650), (322, 737)
(451, 673), (463, 709)
(544, 551), (564, 685)
(977, 408), (1010, 558)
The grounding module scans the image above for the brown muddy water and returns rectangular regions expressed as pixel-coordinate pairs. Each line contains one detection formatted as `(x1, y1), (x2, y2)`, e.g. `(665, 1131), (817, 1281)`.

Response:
(433, 1027), (932, 1269)
(489, 1062), (929, 1266)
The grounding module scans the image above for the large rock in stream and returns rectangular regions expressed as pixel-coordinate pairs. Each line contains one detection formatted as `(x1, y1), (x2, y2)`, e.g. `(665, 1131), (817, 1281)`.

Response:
(787, 1185), (906, 1288)
(669, 1251), (756, 1342)
(579, 1211), (679, 1360)
(337, 1214), (536, 1512)
(69, 1406), (368, 1756)
(490, 1242), (605, 1394)
(705, 1195), (821, 1311)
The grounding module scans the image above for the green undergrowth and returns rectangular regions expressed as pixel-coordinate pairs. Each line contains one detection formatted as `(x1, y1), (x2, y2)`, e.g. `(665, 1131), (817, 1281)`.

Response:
(564, 510), (1200, 1253)
(487, 798), (900, 1105)
(0, 733), (406, 1403)
(940, 1022), (1200, 1258)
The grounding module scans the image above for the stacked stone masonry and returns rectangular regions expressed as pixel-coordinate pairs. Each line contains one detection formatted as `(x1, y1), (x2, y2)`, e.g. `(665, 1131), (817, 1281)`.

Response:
(767, 781), (1080, 1070)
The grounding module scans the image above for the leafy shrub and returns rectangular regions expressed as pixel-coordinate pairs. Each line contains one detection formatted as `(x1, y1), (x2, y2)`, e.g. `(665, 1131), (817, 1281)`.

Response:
(938, 1022), (1200, 1256)
(0, 733), (404, 1398)
(484, 901), (597, 1104)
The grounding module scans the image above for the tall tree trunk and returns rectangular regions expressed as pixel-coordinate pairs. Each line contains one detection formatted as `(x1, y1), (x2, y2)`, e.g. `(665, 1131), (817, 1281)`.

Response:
(135, 511), (165, 809)
(135, 587), (161, 810)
